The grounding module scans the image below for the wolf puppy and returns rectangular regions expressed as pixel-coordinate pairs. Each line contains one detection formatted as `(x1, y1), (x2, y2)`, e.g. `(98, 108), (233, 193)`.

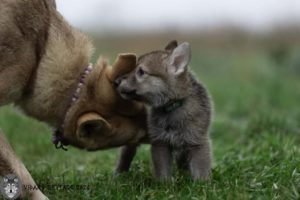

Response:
(115, 41), (213, 180)
(0, 0), (145, 199)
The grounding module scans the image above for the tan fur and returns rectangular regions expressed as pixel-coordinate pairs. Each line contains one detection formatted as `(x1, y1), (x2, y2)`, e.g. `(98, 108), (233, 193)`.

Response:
(0, 0), (146, 199)
(63, 56), (146, 151)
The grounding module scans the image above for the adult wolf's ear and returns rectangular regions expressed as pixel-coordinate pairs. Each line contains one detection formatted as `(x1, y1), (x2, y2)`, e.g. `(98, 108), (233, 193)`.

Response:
(165, 40), (178, 51)
(168, 42), (191, 75)
(107, 53), (137, 82)
(76, 113), (111, 138)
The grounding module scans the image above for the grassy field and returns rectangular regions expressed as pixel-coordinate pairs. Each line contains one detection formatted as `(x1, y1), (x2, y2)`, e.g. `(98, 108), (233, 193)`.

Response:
(0, 41), (299, 200)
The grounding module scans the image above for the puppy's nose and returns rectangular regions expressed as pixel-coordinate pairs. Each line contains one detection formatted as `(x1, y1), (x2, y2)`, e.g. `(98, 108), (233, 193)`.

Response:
(114, 79), (121, 87)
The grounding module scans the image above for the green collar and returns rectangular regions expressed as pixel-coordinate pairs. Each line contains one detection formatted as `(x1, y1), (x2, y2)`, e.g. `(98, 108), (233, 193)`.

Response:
(160, 99), (185, 113)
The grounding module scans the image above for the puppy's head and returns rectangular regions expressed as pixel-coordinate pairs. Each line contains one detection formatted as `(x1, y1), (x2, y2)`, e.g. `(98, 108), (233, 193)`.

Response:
(63, 54), (146, 151)
(115, 41), (192, 107)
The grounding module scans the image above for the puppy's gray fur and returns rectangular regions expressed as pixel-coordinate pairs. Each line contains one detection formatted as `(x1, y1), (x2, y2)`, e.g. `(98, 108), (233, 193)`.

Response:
(115, 41), (213, 180)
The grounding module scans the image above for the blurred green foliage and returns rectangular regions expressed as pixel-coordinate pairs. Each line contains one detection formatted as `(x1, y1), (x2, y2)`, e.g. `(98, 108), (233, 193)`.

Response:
(0, 37), (299, 199)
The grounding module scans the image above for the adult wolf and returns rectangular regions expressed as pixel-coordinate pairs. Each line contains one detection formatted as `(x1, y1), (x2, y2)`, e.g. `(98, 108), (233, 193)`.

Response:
(0, 0), (146, 199)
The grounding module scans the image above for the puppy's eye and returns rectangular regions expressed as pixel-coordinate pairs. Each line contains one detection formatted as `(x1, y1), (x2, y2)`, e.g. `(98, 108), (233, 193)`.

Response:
(137, 68), (146, 77)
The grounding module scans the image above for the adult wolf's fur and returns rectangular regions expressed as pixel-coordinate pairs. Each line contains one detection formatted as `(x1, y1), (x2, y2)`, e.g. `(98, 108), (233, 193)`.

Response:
(115, 41), (213, 180)
(0, 0), (146, 199)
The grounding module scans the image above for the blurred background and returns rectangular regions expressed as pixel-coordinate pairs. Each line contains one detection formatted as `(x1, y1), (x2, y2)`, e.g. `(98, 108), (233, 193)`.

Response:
(56, 0), (300, 54)
(54, 0), (300, 123)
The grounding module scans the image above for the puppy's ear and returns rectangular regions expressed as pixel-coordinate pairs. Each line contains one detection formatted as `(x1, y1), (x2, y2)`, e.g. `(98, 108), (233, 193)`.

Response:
(76, 113), (111, 138)
(168, 42), (191, 75)
(107, 53), (137, 82)
(165, 40), (178, 51)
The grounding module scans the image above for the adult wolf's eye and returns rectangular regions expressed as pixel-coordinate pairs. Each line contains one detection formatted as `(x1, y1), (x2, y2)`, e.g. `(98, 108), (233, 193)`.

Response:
(137, 68), (145, 77)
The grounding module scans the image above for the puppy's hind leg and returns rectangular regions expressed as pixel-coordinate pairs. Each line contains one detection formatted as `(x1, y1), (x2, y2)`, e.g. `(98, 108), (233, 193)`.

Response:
(114, 144), (138, 175)
(151, 144), (173, 180)
(0, 131), (48, 200)
(187, 140), (212, 181)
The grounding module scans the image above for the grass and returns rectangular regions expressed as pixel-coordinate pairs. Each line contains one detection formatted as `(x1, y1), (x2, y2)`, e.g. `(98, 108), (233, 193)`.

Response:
(0, 44), (299, 200)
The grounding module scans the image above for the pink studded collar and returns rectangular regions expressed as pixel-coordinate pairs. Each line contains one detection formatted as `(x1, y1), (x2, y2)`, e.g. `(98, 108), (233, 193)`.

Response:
(52, 64), (93, 150)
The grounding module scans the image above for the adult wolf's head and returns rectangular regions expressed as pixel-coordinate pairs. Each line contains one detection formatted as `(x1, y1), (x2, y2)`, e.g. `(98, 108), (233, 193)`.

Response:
(115, 41), (192, 107)
(62, 54), (146, 151)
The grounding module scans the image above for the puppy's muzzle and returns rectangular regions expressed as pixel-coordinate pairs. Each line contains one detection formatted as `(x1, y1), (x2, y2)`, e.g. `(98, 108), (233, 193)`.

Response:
(121, 89), (137, 97)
